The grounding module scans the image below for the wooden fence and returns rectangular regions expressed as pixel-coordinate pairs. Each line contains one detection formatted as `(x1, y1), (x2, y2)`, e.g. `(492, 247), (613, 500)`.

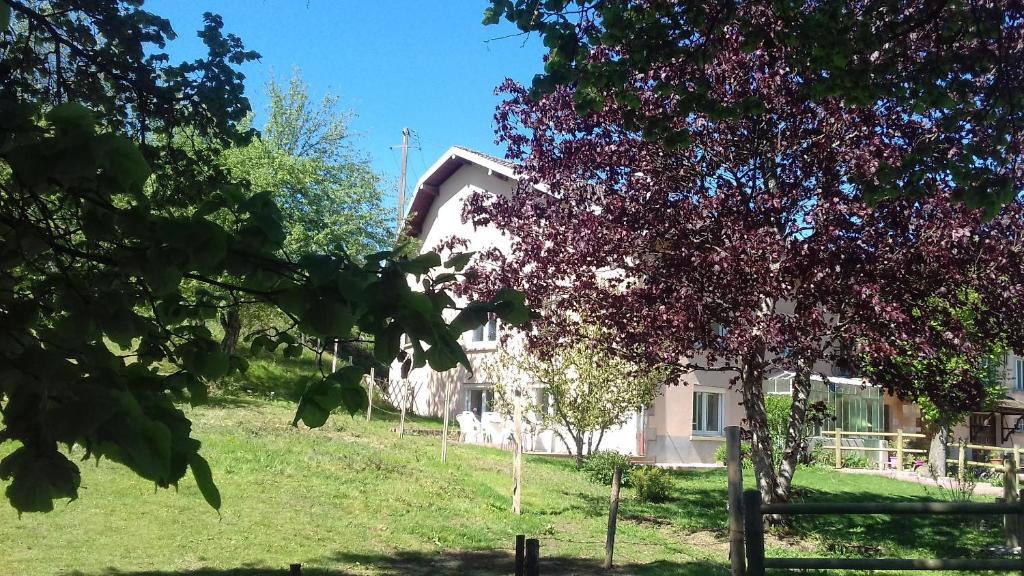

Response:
(821, 429), (927, 469)
(726, 425), (1024, 575)
(823, 429), (1024, 477)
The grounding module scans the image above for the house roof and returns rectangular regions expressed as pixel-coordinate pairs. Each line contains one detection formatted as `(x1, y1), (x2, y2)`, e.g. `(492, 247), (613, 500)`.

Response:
(994, 397), (1024, 415)
(404, 146), (519, 237)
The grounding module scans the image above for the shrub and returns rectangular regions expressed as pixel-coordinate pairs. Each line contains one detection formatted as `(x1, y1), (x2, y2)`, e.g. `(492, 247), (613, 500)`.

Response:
(841, 452), (870, 469)
(808, 443), (835, 469)
(632, 466), (673, 503)
(713, 442), (752, 465)
(581, 451), (633, 487)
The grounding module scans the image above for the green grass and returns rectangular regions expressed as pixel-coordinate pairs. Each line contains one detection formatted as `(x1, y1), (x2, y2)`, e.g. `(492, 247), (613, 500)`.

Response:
(0, 355), (1013, 575)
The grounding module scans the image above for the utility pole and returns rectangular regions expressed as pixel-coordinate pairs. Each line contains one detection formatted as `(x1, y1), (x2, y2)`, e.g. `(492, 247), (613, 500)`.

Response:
(395, 127), (411, 237)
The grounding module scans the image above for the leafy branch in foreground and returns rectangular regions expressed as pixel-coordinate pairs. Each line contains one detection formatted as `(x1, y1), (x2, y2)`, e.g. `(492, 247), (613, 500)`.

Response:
(0, 101), (531, 514)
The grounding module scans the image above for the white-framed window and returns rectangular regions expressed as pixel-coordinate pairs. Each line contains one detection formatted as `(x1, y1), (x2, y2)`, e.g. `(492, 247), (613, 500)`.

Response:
(692, 390), (724, 436)
(472, 313), (498, 343)
(1016, 358), (1024, 392)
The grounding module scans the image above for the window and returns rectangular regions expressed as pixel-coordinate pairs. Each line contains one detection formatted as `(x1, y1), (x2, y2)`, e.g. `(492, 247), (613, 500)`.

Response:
(693, 391), (724, 436)
(1016, 358), (1024, 392)
(464, 386), (494, 419)
(472, 313), (498, 342)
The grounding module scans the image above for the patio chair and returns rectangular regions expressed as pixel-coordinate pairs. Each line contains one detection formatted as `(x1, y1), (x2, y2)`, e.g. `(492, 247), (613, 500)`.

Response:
(481, 411), (508, 446)
(455, 411), (484, 444)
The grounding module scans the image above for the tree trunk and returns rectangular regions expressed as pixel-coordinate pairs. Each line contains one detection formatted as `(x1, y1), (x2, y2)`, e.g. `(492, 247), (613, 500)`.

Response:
(593, 427), (607, 453)
(740, 353), (780, 503)
(220, 307), (241, 355)
(775, 368), (812, 501)
(574, 436), (585, 468)
(928, 422), (949, 478)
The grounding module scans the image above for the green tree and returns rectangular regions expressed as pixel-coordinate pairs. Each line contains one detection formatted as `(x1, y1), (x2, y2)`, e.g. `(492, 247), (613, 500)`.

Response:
(0, 1), (529, 515)
(223, 71), (390, 259)
(862, 290), (1008, 475)
(495, 325), (667, 467)
(217, 71), (391, 351)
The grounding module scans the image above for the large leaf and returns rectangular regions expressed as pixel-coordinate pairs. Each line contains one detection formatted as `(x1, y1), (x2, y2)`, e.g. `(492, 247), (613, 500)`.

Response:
(400, 251), (442, 276)
(188, 452), (221, 511)
(444, 251), (475, 271)
(327, 366), (369, 415)
(0, 447), (81, 514)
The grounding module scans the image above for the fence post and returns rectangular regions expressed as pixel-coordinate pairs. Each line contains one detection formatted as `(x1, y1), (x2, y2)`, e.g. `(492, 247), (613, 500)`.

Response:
(958, 443), (966, 480)
(289, 563), (302, 576)
(1004, 454), (1019, 549)
(366, 368), (375, 421)
(834, 428), (843, 469)
(726, 426), (746, 576)
(604, 466), (622, 570)
(896, 429), (904, 471)
(525, 538), (540, 576)
(743, 490), (765, 576)
(514, 534), (525, 576)
(1018, 489), (1024, 560)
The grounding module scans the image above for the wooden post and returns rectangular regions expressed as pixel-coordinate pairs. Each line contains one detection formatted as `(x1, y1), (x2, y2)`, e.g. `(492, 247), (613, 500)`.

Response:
(331, 339), (338, 373)
(365, 368), (375, 421)
(958, 443), (966, 480)
(289, 563), (302, 576)
(512, 386), (523, 515)
(834, 428), (843, 469)
(441, 381), (451, 463)
(398, 378), (407, 437)
(525, 538), (540, 576)
(726, 426), (746, 576)
(1004, 454), (1019, 549)
(743, 490), (766, 576)
(1015, 445), (1021, 470)
(514, 535), (526, 576)
(896, 429), (904, 471)
(1018, 489), (1024, 560)
(604, 466), (622, 570)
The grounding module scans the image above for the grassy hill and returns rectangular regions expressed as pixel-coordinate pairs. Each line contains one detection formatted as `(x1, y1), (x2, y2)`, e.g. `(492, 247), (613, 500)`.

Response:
(0, 355), (1011, 575)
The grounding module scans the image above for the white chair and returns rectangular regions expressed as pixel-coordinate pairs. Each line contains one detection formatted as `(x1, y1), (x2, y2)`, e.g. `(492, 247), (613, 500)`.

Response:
(481, 411), (508, 446)
(455, 411), (484, 444)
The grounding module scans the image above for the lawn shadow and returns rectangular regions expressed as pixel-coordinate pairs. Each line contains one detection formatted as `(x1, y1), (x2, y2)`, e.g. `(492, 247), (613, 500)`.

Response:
(782, 486), (1006, 561)
(61, 549), (728, 576)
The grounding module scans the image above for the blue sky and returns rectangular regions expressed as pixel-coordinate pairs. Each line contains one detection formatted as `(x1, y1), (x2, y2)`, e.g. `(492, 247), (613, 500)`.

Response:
(146, 0), (546, 205)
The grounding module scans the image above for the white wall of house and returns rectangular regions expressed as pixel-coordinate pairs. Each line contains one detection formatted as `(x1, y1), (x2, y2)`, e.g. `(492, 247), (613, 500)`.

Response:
(385, 150), (643, 457)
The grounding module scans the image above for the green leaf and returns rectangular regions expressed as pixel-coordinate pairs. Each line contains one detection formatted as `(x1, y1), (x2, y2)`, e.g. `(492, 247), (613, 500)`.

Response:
(292, 369), (365, 427)
(373, 323), (403, 363)
(188, 452), (221, 511)
(98, 134), (151, 193)
(451, 303), (492, 334)
(0, 447), (81, 514)
(46, 103), (95, 136)
(299, 298), (354, 338)
(328, 366), (369, 415)
(400, 252), (442, 276)
(444, 251), (475, 271)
